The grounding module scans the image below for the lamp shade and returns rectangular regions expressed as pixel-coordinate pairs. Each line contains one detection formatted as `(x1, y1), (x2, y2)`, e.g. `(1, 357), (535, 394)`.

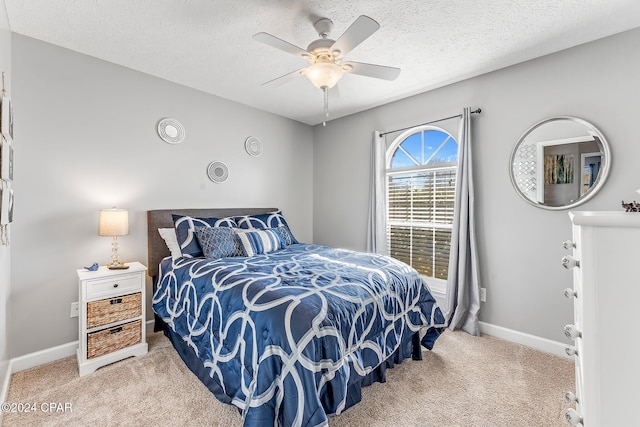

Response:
(98, 208), (129, 237)
(305, 62), (344, 89)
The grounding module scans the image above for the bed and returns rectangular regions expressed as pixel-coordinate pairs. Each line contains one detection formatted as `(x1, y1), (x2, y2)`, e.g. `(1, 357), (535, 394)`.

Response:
(148, 208), (446, 426)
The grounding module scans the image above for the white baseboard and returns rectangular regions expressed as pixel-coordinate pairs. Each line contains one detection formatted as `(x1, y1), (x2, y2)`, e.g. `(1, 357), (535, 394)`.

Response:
(10, 341), (78, 373)
(479, 321), (570, 359)
(9, 320), (156, 374)
(5, 320), (566, 378)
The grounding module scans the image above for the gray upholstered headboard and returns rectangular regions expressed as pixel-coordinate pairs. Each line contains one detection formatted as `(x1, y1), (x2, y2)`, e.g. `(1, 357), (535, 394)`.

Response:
(147, 208), (277, 278)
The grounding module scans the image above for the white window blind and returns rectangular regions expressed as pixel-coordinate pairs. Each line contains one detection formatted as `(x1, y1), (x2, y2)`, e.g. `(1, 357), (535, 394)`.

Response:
(386, 127), (458, 281)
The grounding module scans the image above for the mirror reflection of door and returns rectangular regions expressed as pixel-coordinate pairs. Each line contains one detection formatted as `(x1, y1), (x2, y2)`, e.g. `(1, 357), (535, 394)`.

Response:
(536, 136), (601, 206)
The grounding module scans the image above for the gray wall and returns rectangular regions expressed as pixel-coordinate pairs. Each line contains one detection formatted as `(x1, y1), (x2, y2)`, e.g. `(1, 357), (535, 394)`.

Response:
(10, 35), (314, 357)
(0, 0), (11, 393)
(313, 27), (640, 344)
(7, 23), (640, 358)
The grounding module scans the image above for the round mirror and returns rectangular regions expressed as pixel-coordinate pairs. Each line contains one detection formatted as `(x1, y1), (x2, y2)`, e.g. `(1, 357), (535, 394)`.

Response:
(510, 116), (611, 210)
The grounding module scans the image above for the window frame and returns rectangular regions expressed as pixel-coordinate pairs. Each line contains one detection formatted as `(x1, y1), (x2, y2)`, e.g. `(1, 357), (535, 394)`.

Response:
(385, 125), (459, 296)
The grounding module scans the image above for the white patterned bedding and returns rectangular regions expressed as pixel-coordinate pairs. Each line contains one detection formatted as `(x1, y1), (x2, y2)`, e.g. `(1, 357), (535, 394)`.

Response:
(153, 243), (446, 426)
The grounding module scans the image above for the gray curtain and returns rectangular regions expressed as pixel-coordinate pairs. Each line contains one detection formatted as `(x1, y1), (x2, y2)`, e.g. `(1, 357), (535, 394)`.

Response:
(444, 107), (481, 336)
(366, 131), (388, 255)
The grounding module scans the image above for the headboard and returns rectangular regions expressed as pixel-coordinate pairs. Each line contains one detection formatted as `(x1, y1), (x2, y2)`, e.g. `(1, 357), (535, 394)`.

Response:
(147, 208), (277, 278)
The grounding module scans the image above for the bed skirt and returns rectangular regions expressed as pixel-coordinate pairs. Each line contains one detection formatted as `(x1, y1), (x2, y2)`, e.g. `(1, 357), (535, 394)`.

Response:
(161, 322), (438, 423)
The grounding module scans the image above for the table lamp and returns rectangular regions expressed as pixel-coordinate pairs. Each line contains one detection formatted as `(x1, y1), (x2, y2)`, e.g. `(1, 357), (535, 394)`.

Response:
(99, 208), (129, 269)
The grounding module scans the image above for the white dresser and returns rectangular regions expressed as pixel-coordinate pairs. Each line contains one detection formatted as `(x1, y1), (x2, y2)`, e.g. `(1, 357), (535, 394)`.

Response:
(562, 211), (640, 426)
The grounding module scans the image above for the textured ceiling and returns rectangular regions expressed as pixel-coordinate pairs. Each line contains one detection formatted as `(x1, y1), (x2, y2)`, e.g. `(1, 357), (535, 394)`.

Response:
(5, 0), (640, 125)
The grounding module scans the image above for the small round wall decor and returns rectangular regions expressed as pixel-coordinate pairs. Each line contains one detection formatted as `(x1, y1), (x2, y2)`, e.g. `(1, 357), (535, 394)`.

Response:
(157, 118), (185, 144)
(207, 161), (229, 183)
(245, 136), (263, 157)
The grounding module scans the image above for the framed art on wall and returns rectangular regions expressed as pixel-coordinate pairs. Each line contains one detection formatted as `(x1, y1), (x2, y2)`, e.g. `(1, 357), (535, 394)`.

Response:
(0, 73), (13, 245)
(9, 98), (13, 139)
(544, 154), (574, 185)
(1, 94), (11, 137)
(1, 134), (13, 181)
(0, 181), (12, 225)
(0, 181), (12, 245)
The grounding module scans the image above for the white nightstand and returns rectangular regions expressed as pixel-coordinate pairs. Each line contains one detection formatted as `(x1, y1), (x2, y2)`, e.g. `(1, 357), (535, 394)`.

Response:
(76, 261), (148, 376)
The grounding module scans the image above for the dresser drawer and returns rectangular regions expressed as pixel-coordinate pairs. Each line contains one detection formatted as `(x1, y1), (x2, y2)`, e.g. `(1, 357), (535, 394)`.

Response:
(87, 319), (142, 359)
(86, 292), (142, 329)
(86, 273), (142, 300)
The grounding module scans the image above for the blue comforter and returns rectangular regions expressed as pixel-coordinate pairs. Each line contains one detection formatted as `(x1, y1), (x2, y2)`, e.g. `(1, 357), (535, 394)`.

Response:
(153, 243), (446, 426)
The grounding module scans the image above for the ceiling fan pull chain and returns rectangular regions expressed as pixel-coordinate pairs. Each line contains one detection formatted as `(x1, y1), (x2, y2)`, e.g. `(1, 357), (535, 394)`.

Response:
(323, 86), (329, 126)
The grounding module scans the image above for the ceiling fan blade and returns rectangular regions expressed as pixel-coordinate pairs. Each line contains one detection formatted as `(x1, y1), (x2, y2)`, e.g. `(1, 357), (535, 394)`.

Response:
(330, 15), (380, 58)
(343, 61), (401, 81)
(253, 32), (310, 58)
(260, 68), (306, 87)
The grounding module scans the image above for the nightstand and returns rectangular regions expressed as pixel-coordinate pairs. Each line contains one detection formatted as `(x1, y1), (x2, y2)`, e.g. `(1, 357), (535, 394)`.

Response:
(76, 261), (148, 376)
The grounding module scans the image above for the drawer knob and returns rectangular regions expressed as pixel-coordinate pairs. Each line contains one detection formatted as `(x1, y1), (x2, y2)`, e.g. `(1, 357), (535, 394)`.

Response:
(113, 283), (119, 288)
(564, 408), (582, 426)
(562, 240), (576, 250)
(564, 391), (578, 403)
(563, 288), (577, 299)
(562, 256), (580, 269)
(565, 346), (578, 357)
(563, 324), (581, 340)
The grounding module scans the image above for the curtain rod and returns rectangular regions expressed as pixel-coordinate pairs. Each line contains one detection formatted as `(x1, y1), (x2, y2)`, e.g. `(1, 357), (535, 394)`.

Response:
(380, 108), (482, 137)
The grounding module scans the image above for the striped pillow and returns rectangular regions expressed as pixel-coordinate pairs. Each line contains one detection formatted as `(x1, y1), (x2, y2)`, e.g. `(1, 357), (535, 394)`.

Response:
(234, 211), (299, 245)
(235, 228), (283, 257)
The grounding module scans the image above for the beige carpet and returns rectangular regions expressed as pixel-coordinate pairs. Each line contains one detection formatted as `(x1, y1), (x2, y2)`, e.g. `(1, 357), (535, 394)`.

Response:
(2, 330), (574, 427)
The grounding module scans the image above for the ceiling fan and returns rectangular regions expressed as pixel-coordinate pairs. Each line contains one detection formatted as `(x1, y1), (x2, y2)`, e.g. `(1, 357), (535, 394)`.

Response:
(253, 15), (401, 124)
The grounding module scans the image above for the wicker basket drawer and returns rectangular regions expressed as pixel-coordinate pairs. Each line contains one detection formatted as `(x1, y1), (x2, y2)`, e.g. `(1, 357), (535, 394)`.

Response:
(87, 319), (142, 359)
(87, 292), (142, 329)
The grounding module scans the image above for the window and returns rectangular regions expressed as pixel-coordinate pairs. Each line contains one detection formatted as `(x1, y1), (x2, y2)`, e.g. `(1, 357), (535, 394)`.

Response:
(386, 126), (458, 287)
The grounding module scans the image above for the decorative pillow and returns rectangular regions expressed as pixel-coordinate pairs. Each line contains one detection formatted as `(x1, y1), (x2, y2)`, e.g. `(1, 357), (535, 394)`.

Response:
(194, 226), (243, 259)
(172, 214), (237, 258)
(234, 211), (298, 245)
(158, 228), (182, 260)
(235, 228), (284, 257)
(276, 225), (297, 246)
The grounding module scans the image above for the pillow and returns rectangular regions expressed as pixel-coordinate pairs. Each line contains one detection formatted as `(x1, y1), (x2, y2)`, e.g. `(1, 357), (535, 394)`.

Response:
(235, 228), (284, 257)
(172, 214), (237, 258)
(194, 226), (243, 259)
(158, 228), (182, 260)
(234, 211), (298, 245)
(276, 225), (297, 246)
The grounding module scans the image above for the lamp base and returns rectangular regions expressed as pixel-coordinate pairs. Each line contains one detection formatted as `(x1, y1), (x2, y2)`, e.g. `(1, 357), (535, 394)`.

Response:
(107, 262), (130, 270)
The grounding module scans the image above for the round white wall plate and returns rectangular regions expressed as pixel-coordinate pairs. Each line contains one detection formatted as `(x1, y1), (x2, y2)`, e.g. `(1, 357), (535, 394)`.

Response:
(245, 136), (263, 157)
(157, 118), (185, 144)
(207, 161), (229, 183)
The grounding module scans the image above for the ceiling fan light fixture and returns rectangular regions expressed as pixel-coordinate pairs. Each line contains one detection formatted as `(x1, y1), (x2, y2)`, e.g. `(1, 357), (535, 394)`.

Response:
(305, 62), (344, 89)
(254, 15), (396, 125)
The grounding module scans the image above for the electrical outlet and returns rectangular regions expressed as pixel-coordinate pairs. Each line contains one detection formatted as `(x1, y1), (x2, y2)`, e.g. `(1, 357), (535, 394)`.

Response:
(70, 302), (79, 318)
(480, 287), (487, 302)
